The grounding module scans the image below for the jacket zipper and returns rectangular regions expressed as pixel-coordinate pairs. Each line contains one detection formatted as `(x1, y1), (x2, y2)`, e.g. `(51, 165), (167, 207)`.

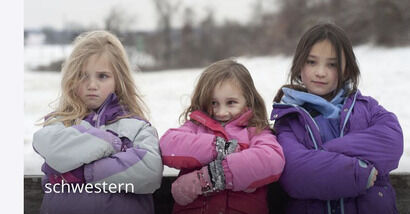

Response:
(275, 92), (358, 214)
(273, 103), (322, 149)
(94, 95), (113, 128)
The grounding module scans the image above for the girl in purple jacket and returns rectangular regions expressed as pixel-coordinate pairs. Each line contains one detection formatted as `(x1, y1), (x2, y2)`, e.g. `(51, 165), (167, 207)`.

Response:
(271, 23), (403, 214)
(160, 59), (285, 214)
(33, 31), (163, 214)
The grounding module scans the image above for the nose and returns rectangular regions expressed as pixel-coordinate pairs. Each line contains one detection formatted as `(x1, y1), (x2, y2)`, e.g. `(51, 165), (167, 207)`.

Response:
(215, 106), (229, 118)
(314, 65), (327, 78)
(86, 77), (98, 90)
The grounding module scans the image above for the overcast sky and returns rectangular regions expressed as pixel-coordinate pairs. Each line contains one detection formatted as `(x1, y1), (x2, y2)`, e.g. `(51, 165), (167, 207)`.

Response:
(24, 0), (278, 31)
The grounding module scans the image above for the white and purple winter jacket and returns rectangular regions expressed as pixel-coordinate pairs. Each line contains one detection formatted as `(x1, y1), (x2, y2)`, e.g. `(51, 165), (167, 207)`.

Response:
(33, 94), (163, 214)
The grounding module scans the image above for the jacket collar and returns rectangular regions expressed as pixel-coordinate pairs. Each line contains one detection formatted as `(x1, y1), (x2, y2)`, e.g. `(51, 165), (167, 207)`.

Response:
(281, 87), (345, 119)
(83, 93), (128, 127)
(190, 110), (253, 126)
(272, 90), (361, 121)
(189, 110), (253, 139)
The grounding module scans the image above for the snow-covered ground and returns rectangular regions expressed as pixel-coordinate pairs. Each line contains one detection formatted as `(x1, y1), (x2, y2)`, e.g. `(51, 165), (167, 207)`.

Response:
(24, 45), (410, 176)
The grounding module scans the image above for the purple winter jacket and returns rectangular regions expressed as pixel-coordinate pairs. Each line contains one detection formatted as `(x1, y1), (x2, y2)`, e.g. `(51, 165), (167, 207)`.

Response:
(271, 90), (403, 214)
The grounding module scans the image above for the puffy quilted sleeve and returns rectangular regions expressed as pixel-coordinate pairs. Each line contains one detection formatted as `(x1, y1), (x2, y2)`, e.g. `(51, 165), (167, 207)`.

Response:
(223, 129), (285, 191)
(275, 118), (376, 200)
(322, 97), (403, 175)
(33, 120), (121, 173)
(160, 121), (217, 169)
(83, 119), (163, 194)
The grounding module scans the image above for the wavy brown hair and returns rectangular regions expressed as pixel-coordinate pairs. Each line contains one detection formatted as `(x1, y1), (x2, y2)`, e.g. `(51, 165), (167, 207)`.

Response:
(42, 30), (148, 126)
(181, 59), (269, 132)
(274, 23), (360, 102)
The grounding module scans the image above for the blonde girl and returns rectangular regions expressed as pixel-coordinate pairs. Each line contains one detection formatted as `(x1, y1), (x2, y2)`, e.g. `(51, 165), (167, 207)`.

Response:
(33, 30), (163, 214)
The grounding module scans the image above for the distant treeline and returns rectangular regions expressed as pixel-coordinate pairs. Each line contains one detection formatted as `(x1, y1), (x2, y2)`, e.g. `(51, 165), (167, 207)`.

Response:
(25, 0), (410, 71)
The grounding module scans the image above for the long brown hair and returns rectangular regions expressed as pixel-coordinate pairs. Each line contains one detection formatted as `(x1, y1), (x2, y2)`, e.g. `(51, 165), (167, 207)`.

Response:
(42, 30), (148, 126)
(274, 23), (360, 102)
(181, 59), (269, 131)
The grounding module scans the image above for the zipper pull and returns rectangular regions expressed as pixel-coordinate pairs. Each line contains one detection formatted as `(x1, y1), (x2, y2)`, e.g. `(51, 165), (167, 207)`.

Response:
(92, 113), (98, 121)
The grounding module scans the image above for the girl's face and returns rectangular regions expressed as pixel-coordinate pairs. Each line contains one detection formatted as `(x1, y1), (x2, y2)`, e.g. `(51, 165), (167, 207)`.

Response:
(77, 53), (116, 110)
(211, 80), (247, 124)
(301, 39), (345, 99)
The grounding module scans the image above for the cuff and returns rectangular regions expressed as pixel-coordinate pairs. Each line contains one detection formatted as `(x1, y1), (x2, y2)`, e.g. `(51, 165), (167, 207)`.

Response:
(355, 159), (374, 193)
(366, 167), (377, 189)
(105, 129), (123, 152)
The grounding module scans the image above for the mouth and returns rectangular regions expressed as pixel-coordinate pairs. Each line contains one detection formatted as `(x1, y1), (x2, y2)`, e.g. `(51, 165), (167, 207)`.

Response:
(86, 94), (99, 98)
(216, 118), (230, 123)
(311, 81), (327, 85)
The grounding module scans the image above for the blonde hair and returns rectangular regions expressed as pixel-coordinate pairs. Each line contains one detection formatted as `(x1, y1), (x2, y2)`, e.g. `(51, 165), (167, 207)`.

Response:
(43, 30), (148, 126)
(181, 59), (269, 132)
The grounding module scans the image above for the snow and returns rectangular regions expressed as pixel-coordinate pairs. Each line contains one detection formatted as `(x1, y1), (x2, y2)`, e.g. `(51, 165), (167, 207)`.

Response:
(24, 44), (73, 70)
(24, 44), (410, 176)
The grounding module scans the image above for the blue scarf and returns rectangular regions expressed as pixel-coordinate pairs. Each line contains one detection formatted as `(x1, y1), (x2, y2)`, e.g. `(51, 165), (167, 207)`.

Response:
(281, 87), (345, 119)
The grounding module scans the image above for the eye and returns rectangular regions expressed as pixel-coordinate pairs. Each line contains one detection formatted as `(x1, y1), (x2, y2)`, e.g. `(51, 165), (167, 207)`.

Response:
(227, 100), (237, 105)
(211, 101), (218, 106)
(98, 73), (109, 79)
(306, 60), (316, 65)
(328, 62), (337, 68)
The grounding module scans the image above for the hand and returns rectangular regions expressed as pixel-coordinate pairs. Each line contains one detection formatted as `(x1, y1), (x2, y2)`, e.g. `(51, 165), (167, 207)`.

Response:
(171, 167), (212, 206)
(227, 139), (240, 153)
(233, 143), (241, 153)
(244, 188), (256, 193)
(61, 166), (85, 183)
(215, 137), (239, 160)
(46, 165), (85, 184)
(368, 168), (378, 188)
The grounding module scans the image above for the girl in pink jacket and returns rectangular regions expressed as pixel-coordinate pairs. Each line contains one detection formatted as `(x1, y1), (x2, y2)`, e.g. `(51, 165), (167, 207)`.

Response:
(160, 59), (285, 214)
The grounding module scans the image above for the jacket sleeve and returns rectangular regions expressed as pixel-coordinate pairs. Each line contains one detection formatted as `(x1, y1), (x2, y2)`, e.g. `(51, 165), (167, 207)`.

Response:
(276, 119), (374, 200)
(322, 98), (403, 175)
(84, 120), (163, 194)
(222, 129), (285, 191)
(160, 121), (217, 169)
(32, 120), (121, 173)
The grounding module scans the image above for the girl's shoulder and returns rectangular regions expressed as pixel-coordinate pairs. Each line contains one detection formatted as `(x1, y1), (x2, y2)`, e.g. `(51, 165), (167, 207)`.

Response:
(247, 126), (275, 139)
(182, 119), (203, 132)
(346, 91), (397, 126)
(348, 90), (381, 110)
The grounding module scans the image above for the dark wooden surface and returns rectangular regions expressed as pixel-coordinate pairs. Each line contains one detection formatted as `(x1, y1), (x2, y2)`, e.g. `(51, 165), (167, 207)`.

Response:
(25, 173), (410, 214)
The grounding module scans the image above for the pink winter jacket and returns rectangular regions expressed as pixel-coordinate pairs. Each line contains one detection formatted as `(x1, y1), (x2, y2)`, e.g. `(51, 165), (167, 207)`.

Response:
(160, 110), (285, 214)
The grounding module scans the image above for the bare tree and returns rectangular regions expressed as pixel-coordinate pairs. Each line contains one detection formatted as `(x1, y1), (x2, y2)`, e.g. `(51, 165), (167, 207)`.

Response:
(104, 6), (134, 38)
(373, 0), (404, 46)
(179, 7), (200, 67)
(153, 0), (181, 67)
